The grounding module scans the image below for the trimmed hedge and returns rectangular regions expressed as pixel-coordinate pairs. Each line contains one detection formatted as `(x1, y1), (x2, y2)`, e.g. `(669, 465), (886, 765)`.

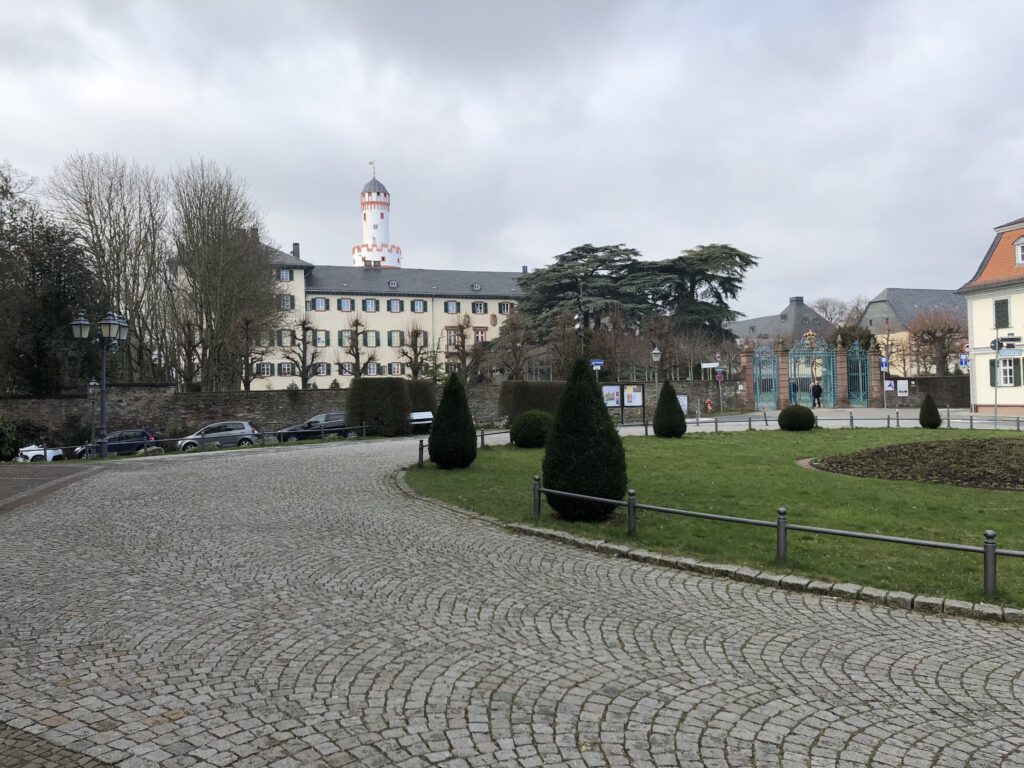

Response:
(406, 378), (437, 414)
(778, 404), (815, 431)
(542, 358), (627, 522)
(510, 410), (554, 448)
(428, 373), (477, 469)
(498, 381), (566, 421)
(653, 381), (686, 438)
(919, 392), (942, 429)
(346, 377), (412, 436)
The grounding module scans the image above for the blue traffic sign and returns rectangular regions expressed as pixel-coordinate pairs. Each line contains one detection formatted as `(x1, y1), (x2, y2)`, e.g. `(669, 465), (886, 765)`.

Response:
(879, 356), (889, 371)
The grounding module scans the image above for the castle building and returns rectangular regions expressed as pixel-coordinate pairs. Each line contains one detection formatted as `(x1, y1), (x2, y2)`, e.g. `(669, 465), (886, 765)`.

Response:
(259, 172), (524, 389)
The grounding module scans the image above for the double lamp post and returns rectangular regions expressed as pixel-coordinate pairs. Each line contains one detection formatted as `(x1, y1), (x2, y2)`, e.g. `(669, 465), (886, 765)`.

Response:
(70, 311), (129, 458)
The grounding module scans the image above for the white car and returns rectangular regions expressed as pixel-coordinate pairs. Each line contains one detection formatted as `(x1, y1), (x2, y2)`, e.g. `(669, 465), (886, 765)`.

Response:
(15, 444), (64, 462)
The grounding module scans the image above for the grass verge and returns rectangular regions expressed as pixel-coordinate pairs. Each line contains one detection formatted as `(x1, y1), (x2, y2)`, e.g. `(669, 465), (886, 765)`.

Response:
(405, 429), (1024, 606)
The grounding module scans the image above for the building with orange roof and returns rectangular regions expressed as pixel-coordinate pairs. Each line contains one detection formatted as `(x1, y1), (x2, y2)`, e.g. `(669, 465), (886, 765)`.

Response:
(958, 215), (1024, 414)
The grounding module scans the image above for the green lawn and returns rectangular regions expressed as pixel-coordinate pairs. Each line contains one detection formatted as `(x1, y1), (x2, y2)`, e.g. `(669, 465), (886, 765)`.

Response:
(405, 429), (1024, 606)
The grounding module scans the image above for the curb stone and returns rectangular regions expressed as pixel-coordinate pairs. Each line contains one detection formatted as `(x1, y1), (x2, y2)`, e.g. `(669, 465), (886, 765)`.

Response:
(397, 471), (1015, 625)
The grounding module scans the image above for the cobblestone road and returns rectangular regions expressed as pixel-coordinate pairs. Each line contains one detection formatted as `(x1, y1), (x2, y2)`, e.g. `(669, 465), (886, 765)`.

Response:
(2, 441), (1024, 767)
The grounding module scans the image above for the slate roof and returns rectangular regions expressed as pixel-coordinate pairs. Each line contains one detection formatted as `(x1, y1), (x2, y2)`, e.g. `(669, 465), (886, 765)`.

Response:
(362, 177), (389, 195)
(860, 288), (966, 331)
(269, 247), (314, 270)
(724, 297), (831, 340)
(306, 266), (524, 298)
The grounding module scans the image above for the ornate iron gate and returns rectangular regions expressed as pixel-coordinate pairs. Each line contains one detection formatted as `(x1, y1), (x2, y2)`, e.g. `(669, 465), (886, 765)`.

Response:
(846, 340), (870, 407)
(753, 343), (778, 409)
(789, 334), (837, 407)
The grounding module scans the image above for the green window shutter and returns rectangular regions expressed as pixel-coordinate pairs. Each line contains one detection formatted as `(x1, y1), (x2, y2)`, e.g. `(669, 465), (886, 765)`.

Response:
(990, 359), (997, 387)
(995, 299), (1010, 329)
(1015, 358), (1021, 387)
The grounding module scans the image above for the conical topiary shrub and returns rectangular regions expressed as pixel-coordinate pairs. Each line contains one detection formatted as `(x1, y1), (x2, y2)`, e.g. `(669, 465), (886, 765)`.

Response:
(919, 392), (942, 429)
(653, 380), (686, 437)
(428, 372), (477, 469)
(542, 358), (627, 522)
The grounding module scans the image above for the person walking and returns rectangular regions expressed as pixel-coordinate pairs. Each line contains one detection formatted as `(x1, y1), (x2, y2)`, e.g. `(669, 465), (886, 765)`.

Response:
(811, 380), (823, 408)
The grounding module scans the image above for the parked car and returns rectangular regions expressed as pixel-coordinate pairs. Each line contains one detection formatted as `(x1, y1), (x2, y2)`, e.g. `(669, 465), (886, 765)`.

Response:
(74, 429), (159, 459)
(176, 421), (263, 452)
(410, 411), (433, 433)
(275, 412), (351, 442)
(15, 444), (64, 462)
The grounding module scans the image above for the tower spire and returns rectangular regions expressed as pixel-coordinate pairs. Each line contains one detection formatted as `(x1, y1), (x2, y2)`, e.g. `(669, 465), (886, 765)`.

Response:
(368, 159), (376, 178)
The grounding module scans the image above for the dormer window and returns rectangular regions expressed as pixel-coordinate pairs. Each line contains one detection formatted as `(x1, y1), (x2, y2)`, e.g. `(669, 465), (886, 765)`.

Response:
(1016, 236), (1024, 265)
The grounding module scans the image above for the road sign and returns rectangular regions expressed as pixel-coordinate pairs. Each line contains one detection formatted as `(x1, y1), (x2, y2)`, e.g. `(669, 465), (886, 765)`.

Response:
(590, 358), (604, 370)
(959, 353), (969, 367)
(715, 371), (725, 382)
(998, 349), (1023, 358)
(879, 356), (889, 371)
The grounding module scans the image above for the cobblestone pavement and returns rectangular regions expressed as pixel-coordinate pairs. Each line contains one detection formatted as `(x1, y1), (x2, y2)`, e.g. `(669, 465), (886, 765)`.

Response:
(3, 441), (1024, 767)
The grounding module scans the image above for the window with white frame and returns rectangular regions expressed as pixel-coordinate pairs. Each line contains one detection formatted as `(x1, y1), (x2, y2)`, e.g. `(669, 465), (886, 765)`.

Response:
(338, 330), (352, 347)
(472, 301), (487, 314)
(387, 330), (404, 347)
(278, 268), (292, 282)
(363, 298), (379, 312)
(313, 362), (330, 376)
(276, 329), (295, 347)
(279, 294), (295, 311)
(388, 362), (403, 375)
(314, 330), (329, 347)
(1000, 357), (1017, 386)
(387, 298), (404, 312)
(278, 362), (294, 376)
(444, 300), (460, 314)
(366, 361), (379, 376)
(363, 330), (380, 347)
(474, 328), (487, 344)
(498, 302), (513, 315)
(446, 328), (462, 349)
(340, 362), (354, 376)
(312, 297), (328, 311)
(254, 362), (273, 377)
(1016, 236), (1024, 265)
(337, 297), (353, 312)
(411, 299), (427, 313)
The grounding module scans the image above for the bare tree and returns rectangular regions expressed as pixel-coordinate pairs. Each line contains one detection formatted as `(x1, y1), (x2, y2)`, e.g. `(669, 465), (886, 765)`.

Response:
(341, 313), (377, 378)
(491, 309), (536, 380)
(239, 317), (272, 391)
(397, 323), (430, 379)
(48, 152), (170, 382)
(844, 294), (871, 325)
(810, 297), (850, 327)
(444, 313), (473, 379)
(169, 159), (282, 391)
(906, 309), (966, 375)
(281, 317), (322, 389)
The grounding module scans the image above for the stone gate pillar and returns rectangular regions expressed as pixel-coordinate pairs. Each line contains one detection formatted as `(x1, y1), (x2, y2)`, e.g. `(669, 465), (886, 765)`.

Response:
(739, 340), (755, 410)
(836, 338), (849, 407)
(776, 337), (792, 407)
(869, 341), (883, 407)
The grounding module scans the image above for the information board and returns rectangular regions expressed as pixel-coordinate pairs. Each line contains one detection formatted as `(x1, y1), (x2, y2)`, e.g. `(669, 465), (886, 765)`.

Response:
(602, 385), (621, 408)
(623, 385), (644, 407)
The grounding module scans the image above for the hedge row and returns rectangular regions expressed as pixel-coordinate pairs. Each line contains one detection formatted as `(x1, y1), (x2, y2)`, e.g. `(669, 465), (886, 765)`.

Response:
(498, 381), (566, 421)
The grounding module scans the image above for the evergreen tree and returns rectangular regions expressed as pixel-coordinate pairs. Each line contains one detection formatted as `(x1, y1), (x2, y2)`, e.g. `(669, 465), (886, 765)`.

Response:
(653, 380), (686, 437)
(542, 358), (627, 521)
(919, 392), (942, 429)
(428, 372), (477, 469)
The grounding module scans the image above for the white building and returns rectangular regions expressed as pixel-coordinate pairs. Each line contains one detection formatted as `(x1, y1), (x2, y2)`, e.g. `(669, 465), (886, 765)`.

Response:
(257, 173), (524, 389)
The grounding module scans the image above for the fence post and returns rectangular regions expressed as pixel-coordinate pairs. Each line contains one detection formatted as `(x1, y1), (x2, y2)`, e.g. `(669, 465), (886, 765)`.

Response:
(1017, 416), (1021, 433)
(946, 406), (951, 429)
(849, 409), (854, 429)
(895, 410), (900, 428)
(886, 414), (891, 428)
(748, 415), (752, 430)
(480, 428), (485, 448)
(984, 529), (997, 595)
(714, 417), (719, 434)
(644, 418), (649, 437)
(627, 489), (637, 536)
(763, 410), (768, 426)
(970, 414), (974, 429)
(814, 414), (818, 428)
(776, 507), (788, 563)
(533, 475), (541, 519)
(418, 439), (424, 468)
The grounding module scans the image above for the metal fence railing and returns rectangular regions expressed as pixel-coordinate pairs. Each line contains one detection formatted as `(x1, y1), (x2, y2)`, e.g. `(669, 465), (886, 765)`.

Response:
(529, 476), (1024, 596)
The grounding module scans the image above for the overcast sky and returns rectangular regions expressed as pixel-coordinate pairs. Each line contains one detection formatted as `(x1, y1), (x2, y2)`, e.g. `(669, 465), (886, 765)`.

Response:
(3, 1), (1023, 319)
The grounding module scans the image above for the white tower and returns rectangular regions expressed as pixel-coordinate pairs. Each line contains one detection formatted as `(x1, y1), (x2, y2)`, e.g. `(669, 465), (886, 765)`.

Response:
(352, 162), (402, 268)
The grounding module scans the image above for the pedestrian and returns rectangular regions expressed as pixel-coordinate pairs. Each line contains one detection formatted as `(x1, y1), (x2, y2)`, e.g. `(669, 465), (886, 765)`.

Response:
(811, 380), (823, 409)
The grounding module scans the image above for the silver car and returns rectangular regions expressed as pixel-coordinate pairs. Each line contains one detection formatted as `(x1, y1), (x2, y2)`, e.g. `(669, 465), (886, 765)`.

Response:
(176, 421), (262, 451)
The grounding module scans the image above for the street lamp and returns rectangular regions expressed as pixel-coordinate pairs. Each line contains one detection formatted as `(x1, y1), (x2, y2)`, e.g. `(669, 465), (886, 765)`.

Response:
(651, 346), (662, 385)
(87, 379), (99, 443)
(71, 310), (129, 458)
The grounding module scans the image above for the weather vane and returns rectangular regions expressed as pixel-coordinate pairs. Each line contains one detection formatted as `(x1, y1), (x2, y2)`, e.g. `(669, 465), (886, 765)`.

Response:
(368, 160), (376, 177)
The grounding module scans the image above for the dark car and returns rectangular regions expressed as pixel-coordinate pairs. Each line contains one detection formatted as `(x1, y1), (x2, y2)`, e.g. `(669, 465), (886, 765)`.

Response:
(74, 429), (159, 459)
(275, 412), (351, 442)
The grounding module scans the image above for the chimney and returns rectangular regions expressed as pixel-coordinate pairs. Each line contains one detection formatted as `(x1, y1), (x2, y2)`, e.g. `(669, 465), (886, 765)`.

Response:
(292, 242), (300, 259)
(522, 265), (528, 273)
(790, 296), (804, 304)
